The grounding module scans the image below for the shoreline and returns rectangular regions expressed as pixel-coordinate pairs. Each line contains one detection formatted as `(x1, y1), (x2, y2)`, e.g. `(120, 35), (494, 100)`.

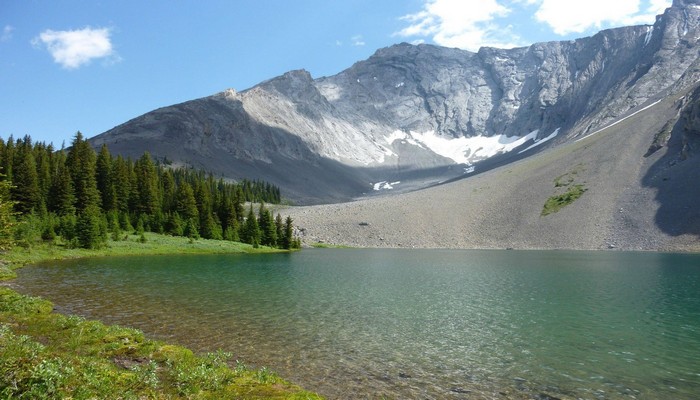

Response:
(0, 233), (320, 399)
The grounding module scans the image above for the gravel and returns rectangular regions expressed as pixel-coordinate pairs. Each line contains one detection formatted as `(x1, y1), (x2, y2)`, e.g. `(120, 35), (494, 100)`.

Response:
(282, 97), (700, 252)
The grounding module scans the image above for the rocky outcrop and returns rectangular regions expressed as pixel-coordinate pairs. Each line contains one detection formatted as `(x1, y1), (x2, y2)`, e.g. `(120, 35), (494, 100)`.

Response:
(90, 1), (700, 204)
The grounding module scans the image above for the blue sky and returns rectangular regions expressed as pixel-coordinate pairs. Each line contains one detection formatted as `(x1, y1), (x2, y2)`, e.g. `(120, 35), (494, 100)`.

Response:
(1, 0), (671, 147)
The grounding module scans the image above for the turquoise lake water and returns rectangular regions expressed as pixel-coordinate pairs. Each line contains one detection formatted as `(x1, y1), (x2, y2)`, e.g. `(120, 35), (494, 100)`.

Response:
(12, 249), (700, 399)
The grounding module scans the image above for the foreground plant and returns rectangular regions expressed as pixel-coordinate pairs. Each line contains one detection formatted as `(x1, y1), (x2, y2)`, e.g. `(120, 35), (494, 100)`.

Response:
(0, 288), (322, 399)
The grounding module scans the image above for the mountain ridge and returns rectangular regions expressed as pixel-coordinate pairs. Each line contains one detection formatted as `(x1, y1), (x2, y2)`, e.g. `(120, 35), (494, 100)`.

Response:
(88, 1), (700, 250)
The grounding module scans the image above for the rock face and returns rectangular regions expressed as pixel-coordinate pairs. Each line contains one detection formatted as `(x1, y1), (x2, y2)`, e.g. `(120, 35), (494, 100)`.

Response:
(91, 1), (700, 205)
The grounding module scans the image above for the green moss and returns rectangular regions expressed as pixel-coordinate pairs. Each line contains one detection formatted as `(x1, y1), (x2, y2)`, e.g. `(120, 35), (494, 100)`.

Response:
(542, 184), (588, 216)
(0, 287), (323, 399)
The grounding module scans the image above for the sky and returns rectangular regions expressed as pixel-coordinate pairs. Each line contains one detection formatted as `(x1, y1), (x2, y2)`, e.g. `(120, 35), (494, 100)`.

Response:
(0, 0), (672, 147)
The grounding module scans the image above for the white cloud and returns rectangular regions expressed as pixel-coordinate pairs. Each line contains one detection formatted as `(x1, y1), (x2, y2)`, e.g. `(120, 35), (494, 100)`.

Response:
(394, 0), (523, 51)
(1, 25), (13, 42)
(534, 0), (672, 35)
(351, 35), (366, 46)
(396, 0), (672, 50)
(32, 26), (117, 69)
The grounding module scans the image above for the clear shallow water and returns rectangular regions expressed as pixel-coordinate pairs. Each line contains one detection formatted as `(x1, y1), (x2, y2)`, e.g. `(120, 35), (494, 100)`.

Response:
(12, 249), (700, 399)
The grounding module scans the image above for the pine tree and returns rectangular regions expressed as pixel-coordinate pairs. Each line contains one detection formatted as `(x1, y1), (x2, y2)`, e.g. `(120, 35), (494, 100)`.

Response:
(175, 181), (198, 224)
(76, 205), (104, 249)
(240, 204), (261, 246)
(258, 202), (277, 247)
(160, 169), (176, 214)
(65, 132), (101, 213)
(34, 142), (52, 210)
(0, 172), (17, 250)
(96, 144), (116, 212)
(48, 154), (75, 216)
(134, 152), (160, 216)
(112, 155), (132, 213)
(275, 213), (284, 247)
(10, 139), (40, 214)
(283, 216), (294, 249)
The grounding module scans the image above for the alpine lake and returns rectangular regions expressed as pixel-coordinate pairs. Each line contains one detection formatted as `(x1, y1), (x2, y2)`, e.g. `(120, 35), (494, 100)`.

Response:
(12, 249), (700, 399)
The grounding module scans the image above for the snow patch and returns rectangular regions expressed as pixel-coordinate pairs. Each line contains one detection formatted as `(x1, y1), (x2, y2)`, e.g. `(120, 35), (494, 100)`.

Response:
(395, 82), (405, 88)
(373, 181), (401, 191)
(644, 26), (654, 46)
(518, 128), (560, 154)
(576, 100), (662, 142)
(385, 129), (539, 165)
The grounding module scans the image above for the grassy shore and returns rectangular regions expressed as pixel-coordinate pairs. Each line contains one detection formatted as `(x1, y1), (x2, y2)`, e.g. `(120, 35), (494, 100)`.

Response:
(0, 232), (285, 280)
(0, 234), (322, 399)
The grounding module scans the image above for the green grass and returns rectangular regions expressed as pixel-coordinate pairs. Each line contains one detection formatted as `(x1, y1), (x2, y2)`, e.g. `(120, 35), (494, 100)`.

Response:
(0, 233), (321, 399)
(0, 232), (285, 281)
(0, 288), (322, 399)
(541, 184), (588, 216)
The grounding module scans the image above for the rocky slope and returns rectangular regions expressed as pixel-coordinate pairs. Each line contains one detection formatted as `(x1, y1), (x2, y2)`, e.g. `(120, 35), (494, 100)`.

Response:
(284, 82), (700, 251)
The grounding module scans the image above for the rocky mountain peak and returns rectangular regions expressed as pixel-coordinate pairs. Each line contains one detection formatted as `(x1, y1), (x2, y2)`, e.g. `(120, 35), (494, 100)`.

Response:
(91, 4), (700, 205)
(673, 0), (700, 7)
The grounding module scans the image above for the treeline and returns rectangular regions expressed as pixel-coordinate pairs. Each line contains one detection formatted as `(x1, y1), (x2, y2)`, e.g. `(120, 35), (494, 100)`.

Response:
(0, 132), (300, 250)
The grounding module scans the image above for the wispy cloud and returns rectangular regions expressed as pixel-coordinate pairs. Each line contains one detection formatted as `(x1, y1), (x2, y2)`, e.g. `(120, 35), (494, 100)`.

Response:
(32, 26), (119, 69)
(1, 25), (14, 42)
(351, 35), (366, 46)
(394, 0), (522, 51)
(395, 0), (672, 51)
(534, 0), (672, 35)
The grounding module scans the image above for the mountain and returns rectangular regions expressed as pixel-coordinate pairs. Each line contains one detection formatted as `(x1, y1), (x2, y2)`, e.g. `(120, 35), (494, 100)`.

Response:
(91, 1), (700, 206)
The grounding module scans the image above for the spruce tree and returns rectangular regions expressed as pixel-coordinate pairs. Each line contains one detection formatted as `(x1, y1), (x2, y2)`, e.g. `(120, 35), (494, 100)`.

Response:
(112, 155), (132, 213)
(0, 172), (17, 250)
(175, 181), (198, 224)
(240, 204), (261, 246)
(275, 213), (284, 247)
(134, 152), (160, 216)
(96, 144), (116, 212)
(10, 140), (40, 214)
(258, 202), (277, 247)
(48, 156), (75, 216)
(283, 216), (294, 250)
(65, 132), (103, 248)
(65, 132), (101, 213)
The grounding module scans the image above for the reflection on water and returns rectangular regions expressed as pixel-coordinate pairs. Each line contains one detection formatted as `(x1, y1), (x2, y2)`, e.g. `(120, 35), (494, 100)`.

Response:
(12, 249), (700, 399)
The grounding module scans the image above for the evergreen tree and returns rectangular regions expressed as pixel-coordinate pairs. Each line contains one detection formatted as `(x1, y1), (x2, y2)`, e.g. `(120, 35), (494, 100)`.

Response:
(76, 205), (104, 249)
(175, 181), (198, 224)
(283, 216), (294, 250)
(10, 140), (40, 214)
(1, 135), (14, 181)
(34, 142), (52, 209)
(160, 169), (176, 214)
(275, 213), (284, 247)
(258, 202), (277, 247)
(165, 212), (184, 236)
(96, 144), (116, 212)
(112, 155), (132, 213)
(133, 152), (160, 216)
(240, 204), (260, 246)
(48, 155), (75, 216)
(65, 132), (100, 212)
(0, 172), (17, 250)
